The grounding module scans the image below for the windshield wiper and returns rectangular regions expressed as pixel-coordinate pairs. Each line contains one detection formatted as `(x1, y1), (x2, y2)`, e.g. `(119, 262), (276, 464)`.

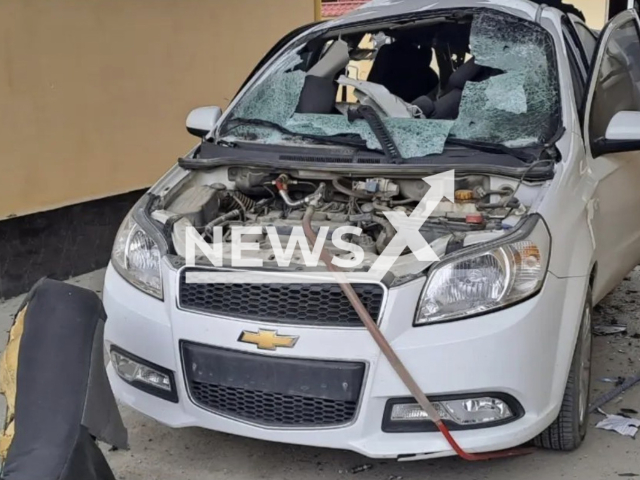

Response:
(348, 105), (403, 164)
(219, 117), (377, 151)
(445, 138), (538, 163)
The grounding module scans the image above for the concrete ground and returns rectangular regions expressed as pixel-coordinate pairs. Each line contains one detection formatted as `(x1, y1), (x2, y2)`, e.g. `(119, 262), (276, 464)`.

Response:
(2, 270), (640, 479)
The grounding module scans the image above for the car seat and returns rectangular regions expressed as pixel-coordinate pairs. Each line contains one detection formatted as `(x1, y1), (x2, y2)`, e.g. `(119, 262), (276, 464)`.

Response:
(367, 41), (439, 103)
(413, 58), (494, 119)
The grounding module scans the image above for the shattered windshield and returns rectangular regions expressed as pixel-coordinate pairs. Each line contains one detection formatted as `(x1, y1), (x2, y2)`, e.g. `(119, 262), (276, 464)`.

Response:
(218, 10), (560, 158)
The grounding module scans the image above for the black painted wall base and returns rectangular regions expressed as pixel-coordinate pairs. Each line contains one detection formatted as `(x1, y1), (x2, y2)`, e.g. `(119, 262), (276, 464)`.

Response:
(0, 190), (145, 300)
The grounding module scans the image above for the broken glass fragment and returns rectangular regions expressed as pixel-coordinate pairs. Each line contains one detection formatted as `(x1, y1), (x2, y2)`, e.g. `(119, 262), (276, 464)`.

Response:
(232, 70), (306, 126)
(285, 114), (453, 157)
(470, 12), (548, 73)
(451, 12), (560, 147)
(286, 114), (382, 149)
(223, 125), (288, 145)
(385, 118), (454, 158)
(484, 73), (527, 114)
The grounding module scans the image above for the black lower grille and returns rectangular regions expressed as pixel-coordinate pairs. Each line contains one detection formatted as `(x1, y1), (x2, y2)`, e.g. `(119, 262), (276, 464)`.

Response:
(190, 382), (358, 427)
(182, 343), (365, 428)
(178, 270), (385, 327)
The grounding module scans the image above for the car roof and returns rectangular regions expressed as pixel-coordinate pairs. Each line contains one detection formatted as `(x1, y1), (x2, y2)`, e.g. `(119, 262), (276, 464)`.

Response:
(324, 0), (549, 27)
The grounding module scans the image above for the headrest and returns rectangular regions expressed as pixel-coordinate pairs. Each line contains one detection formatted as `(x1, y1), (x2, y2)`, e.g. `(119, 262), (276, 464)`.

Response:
(373, 41), (433, 72)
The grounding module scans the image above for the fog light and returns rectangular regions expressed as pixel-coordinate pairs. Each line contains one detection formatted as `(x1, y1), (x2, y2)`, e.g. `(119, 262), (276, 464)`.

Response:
(391, 402), (445, 421)
(444, 398), (513, 425)
(385, 395), (521, 432)
(110, 347), (177, 402)
(391, 397), (512, 425)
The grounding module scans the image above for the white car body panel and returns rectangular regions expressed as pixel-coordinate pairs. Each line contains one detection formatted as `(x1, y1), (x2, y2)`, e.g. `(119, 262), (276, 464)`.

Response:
(104, 262), (588, 458)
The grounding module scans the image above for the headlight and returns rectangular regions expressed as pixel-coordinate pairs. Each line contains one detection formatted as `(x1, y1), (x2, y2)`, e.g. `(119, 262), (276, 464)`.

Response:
(112, 213), (163, 299)
(415, 215), (550, 325)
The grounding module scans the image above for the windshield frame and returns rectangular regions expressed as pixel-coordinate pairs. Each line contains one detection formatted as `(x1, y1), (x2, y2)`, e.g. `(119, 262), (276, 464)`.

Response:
(212, 6), (567, 160)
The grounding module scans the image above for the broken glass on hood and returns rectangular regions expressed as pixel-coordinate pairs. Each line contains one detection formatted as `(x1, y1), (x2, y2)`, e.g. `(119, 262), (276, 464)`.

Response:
(285, 114), (454, 158)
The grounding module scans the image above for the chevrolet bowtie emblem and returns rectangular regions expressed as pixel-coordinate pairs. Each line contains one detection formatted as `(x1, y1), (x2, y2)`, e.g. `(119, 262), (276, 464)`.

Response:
(238, 329), (299, 351)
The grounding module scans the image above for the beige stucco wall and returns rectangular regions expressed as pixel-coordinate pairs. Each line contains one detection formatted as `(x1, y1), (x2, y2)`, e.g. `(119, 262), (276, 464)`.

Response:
(0, 0), (315, 219)
(574, 0), (608, 28)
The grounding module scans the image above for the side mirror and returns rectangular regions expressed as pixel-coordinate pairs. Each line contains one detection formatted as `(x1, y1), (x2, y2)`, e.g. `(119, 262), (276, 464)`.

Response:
(593, 111), (640, 156)
(186, 106), (223, 138)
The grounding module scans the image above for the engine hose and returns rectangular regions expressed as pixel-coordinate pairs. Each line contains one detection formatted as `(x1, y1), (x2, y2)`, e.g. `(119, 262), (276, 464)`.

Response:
(332, 178), (372, 200)
(371, 215), (395, 254)
(302, 205), (535, 461)
(372, 202), (392, 212)
(204, 209), (241, 236)
(478, 198), (521, 211)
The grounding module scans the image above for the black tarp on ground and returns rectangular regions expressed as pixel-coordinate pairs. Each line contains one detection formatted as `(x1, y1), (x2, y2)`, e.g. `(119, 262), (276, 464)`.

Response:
(0, 279), (127, 480)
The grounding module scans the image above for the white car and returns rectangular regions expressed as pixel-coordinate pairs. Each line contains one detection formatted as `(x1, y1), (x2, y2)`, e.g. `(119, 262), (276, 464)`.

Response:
(103, 0), (640, 460)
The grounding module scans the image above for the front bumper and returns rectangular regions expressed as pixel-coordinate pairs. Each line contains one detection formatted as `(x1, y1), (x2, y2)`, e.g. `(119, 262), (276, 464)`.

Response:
(103, 262), (588, 459)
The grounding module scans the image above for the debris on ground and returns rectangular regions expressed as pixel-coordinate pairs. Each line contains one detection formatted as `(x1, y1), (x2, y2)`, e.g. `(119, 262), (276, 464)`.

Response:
(599, 376), (626, 385)
(350, 464), (373, 474)
(620, 408), (639, 415)
(595, 412), (640, 438)
(594, 325), (628, 336)
(590, 374), (640, 413)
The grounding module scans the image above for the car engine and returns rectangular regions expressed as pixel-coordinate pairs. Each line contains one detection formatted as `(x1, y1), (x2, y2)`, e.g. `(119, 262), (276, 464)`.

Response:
(153, 167), (531, 275)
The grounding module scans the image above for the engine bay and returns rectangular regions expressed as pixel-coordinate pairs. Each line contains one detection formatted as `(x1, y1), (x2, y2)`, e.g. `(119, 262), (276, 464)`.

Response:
(150, 166), (542, 277)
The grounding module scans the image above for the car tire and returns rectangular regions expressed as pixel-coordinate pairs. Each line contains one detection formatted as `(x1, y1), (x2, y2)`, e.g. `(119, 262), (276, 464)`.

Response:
(534, 286), (593, 451)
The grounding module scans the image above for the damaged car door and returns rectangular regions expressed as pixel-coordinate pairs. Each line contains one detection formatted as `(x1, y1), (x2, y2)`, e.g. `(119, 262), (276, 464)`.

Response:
(583, 9), (640, 302)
